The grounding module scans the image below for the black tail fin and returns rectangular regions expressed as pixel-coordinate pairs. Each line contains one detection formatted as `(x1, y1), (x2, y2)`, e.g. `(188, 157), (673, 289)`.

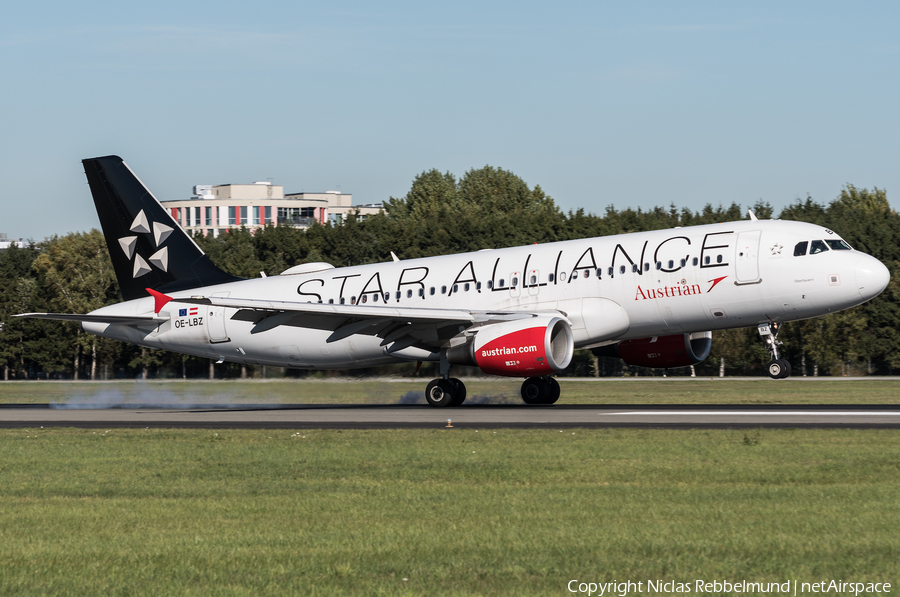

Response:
(83, 155), (241, 301)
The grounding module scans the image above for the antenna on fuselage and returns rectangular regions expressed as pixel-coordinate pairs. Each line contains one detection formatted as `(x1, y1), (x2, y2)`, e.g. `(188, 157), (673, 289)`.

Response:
(390, 251), (400, 262)
(748, 209), (758, 221)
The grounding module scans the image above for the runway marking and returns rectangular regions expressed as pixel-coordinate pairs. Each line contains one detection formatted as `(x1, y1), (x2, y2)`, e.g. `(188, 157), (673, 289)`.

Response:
(609, 411), (900, 416)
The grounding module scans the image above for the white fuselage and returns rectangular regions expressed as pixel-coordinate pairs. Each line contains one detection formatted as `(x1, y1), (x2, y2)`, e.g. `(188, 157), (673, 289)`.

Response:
(82, 219), (889, 370)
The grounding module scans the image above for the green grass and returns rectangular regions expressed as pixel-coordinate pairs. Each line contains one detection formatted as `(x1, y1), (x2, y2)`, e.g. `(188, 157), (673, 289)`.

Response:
(0, 377), (898, 405)
(1, 428), (897, 595)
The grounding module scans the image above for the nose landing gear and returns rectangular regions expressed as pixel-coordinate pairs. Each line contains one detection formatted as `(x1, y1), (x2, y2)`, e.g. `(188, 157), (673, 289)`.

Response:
(759, 322), (791, 379)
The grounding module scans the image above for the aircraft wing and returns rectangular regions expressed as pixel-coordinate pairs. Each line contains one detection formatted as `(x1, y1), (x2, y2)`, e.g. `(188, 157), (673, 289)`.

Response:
(173, 295), (543, 354)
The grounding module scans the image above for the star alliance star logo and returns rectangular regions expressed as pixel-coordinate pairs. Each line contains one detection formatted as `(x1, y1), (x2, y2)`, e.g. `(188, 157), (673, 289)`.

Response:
(770, 244), (783, 255)
(118, 210), (173, 278)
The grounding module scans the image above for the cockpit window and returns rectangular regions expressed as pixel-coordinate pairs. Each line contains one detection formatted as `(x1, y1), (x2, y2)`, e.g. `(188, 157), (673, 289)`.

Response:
(793, 241), (808, 256)
(809, 240), (829, 254)
(825, 239), (852, 250)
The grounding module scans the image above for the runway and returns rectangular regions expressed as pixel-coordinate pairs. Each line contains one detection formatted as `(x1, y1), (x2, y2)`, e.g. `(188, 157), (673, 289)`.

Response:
(1, 403), (898, 429)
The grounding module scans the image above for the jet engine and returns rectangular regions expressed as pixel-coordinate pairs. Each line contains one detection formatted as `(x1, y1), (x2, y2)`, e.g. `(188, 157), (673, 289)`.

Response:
(593, 331), (712, 368)
(448, 316), (574, 377)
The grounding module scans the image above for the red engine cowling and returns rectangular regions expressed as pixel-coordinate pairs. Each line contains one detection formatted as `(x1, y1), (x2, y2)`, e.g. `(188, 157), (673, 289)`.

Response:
(448, 316), (574, 377)
(597, 332), (712, 368)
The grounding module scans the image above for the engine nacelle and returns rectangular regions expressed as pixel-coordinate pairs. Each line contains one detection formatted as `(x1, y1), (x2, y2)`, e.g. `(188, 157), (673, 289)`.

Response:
(448, 316), (574, 377)
(594, 332), (712, 368)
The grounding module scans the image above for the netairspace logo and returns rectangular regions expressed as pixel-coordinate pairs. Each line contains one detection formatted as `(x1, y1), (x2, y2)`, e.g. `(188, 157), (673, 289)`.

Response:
(567, 579), (892, 596)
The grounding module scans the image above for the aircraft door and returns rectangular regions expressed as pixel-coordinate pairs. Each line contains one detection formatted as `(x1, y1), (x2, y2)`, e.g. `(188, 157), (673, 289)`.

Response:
(735, 230), (761, 285)
(207, 292), (230, 343)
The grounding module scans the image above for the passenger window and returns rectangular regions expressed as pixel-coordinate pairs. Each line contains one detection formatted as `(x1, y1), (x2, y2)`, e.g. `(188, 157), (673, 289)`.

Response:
(607, 267), (613, 277)
(487, 280), (493, 289)
(825, 239), (852, 250)
(716, 255), (723, 263)
(631, 264), (638, 273)
(617, 265), (624, 274)
(548, 274), (555, 283)
(656, 262), (662, 270)
(351, 296), (357, 305)
(530, 275), (537, 285)
(441, 285), (447, 294)
(793, 241), (808, 256)
(453, 284), (459, 293)
(384, 293), (390, 302)
(328, 299), (334, 304)
(560, 273), (566, 281)
(418, 288), (424, 297)
(704, 256), (710, 265)
(644, 263), (650, 272)
(464, 283), (470, 291)
(667, 260), (674, 269)
(407, 289), (413, 298)
(680, 259), (686, 267)
(810, 240), (828, 254)
(583, 270), (589, 279)
(340, 298), (345, 305)
(430, 287), (435, 295)
(476, 282), (482, 291)
(498, 279), (505, 287)
(511, 278), (518, 287)
(362, 295), (368, 304)
(692, 257), (699, 266)
(596, 269), (602, 278)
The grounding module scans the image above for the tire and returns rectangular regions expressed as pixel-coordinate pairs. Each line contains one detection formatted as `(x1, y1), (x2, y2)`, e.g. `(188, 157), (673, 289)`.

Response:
(521, 377), (544, 405)
(425, 378), (455, 407)
(767, 360), (784, 379)
(544, 377), (560, 405)
(777, 359), (792, 379)
(449, 378), (467, 406)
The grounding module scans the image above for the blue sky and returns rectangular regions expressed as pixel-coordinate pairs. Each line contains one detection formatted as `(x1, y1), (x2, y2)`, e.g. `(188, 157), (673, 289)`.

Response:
(2, 1), (899, 241)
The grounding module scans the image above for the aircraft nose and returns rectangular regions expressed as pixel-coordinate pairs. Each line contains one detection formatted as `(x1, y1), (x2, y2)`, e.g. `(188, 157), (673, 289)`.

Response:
(854, 255), (890, 301)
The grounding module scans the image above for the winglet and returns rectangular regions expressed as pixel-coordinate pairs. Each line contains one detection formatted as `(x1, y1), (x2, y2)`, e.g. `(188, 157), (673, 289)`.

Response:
(146, 288), (173, 314)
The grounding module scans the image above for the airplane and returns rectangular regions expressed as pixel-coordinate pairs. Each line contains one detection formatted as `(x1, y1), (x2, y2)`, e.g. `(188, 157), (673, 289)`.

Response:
(17, 156), (891, 406)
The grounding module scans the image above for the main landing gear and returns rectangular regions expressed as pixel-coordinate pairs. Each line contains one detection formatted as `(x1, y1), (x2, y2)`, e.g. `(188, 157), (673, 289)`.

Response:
(424, 352), (468, 407)
(423, 352), (561, 407)
(521, 376), (560, 405)
(424, 375), (561, 407)
(759, 322), (792, 379)
(425, 378), (467, 407)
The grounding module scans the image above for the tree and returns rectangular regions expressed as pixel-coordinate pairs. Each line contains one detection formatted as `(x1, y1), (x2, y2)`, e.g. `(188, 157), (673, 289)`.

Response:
(32, 230), (119, 379)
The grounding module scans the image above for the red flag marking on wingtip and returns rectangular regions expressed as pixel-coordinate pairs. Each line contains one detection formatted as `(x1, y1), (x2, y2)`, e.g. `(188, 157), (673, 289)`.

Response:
(146, 288), (173, 314)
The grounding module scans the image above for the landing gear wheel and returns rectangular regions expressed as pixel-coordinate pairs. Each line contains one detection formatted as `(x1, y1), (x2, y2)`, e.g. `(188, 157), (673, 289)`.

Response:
(425, 378), (456, 407)
(777, 359), (792, 379)
(521, 377), (559, 405)
(521, 377), (544, 405)
(767, 359), (791, 379)
(449, 378), (467, 406)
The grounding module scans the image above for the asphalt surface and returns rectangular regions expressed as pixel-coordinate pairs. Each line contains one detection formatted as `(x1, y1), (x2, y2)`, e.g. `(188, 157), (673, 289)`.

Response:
(1, 403), (898, 429)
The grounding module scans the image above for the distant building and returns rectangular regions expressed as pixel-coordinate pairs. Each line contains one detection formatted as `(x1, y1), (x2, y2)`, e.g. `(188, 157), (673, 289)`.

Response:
(0, 233), (24, 250)
(161, 181), (383, 237)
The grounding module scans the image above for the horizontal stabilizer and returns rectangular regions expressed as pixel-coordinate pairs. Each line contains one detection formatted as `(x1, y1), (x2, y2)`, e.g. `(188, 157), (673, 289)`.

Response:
(15, 313), (167, 325)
